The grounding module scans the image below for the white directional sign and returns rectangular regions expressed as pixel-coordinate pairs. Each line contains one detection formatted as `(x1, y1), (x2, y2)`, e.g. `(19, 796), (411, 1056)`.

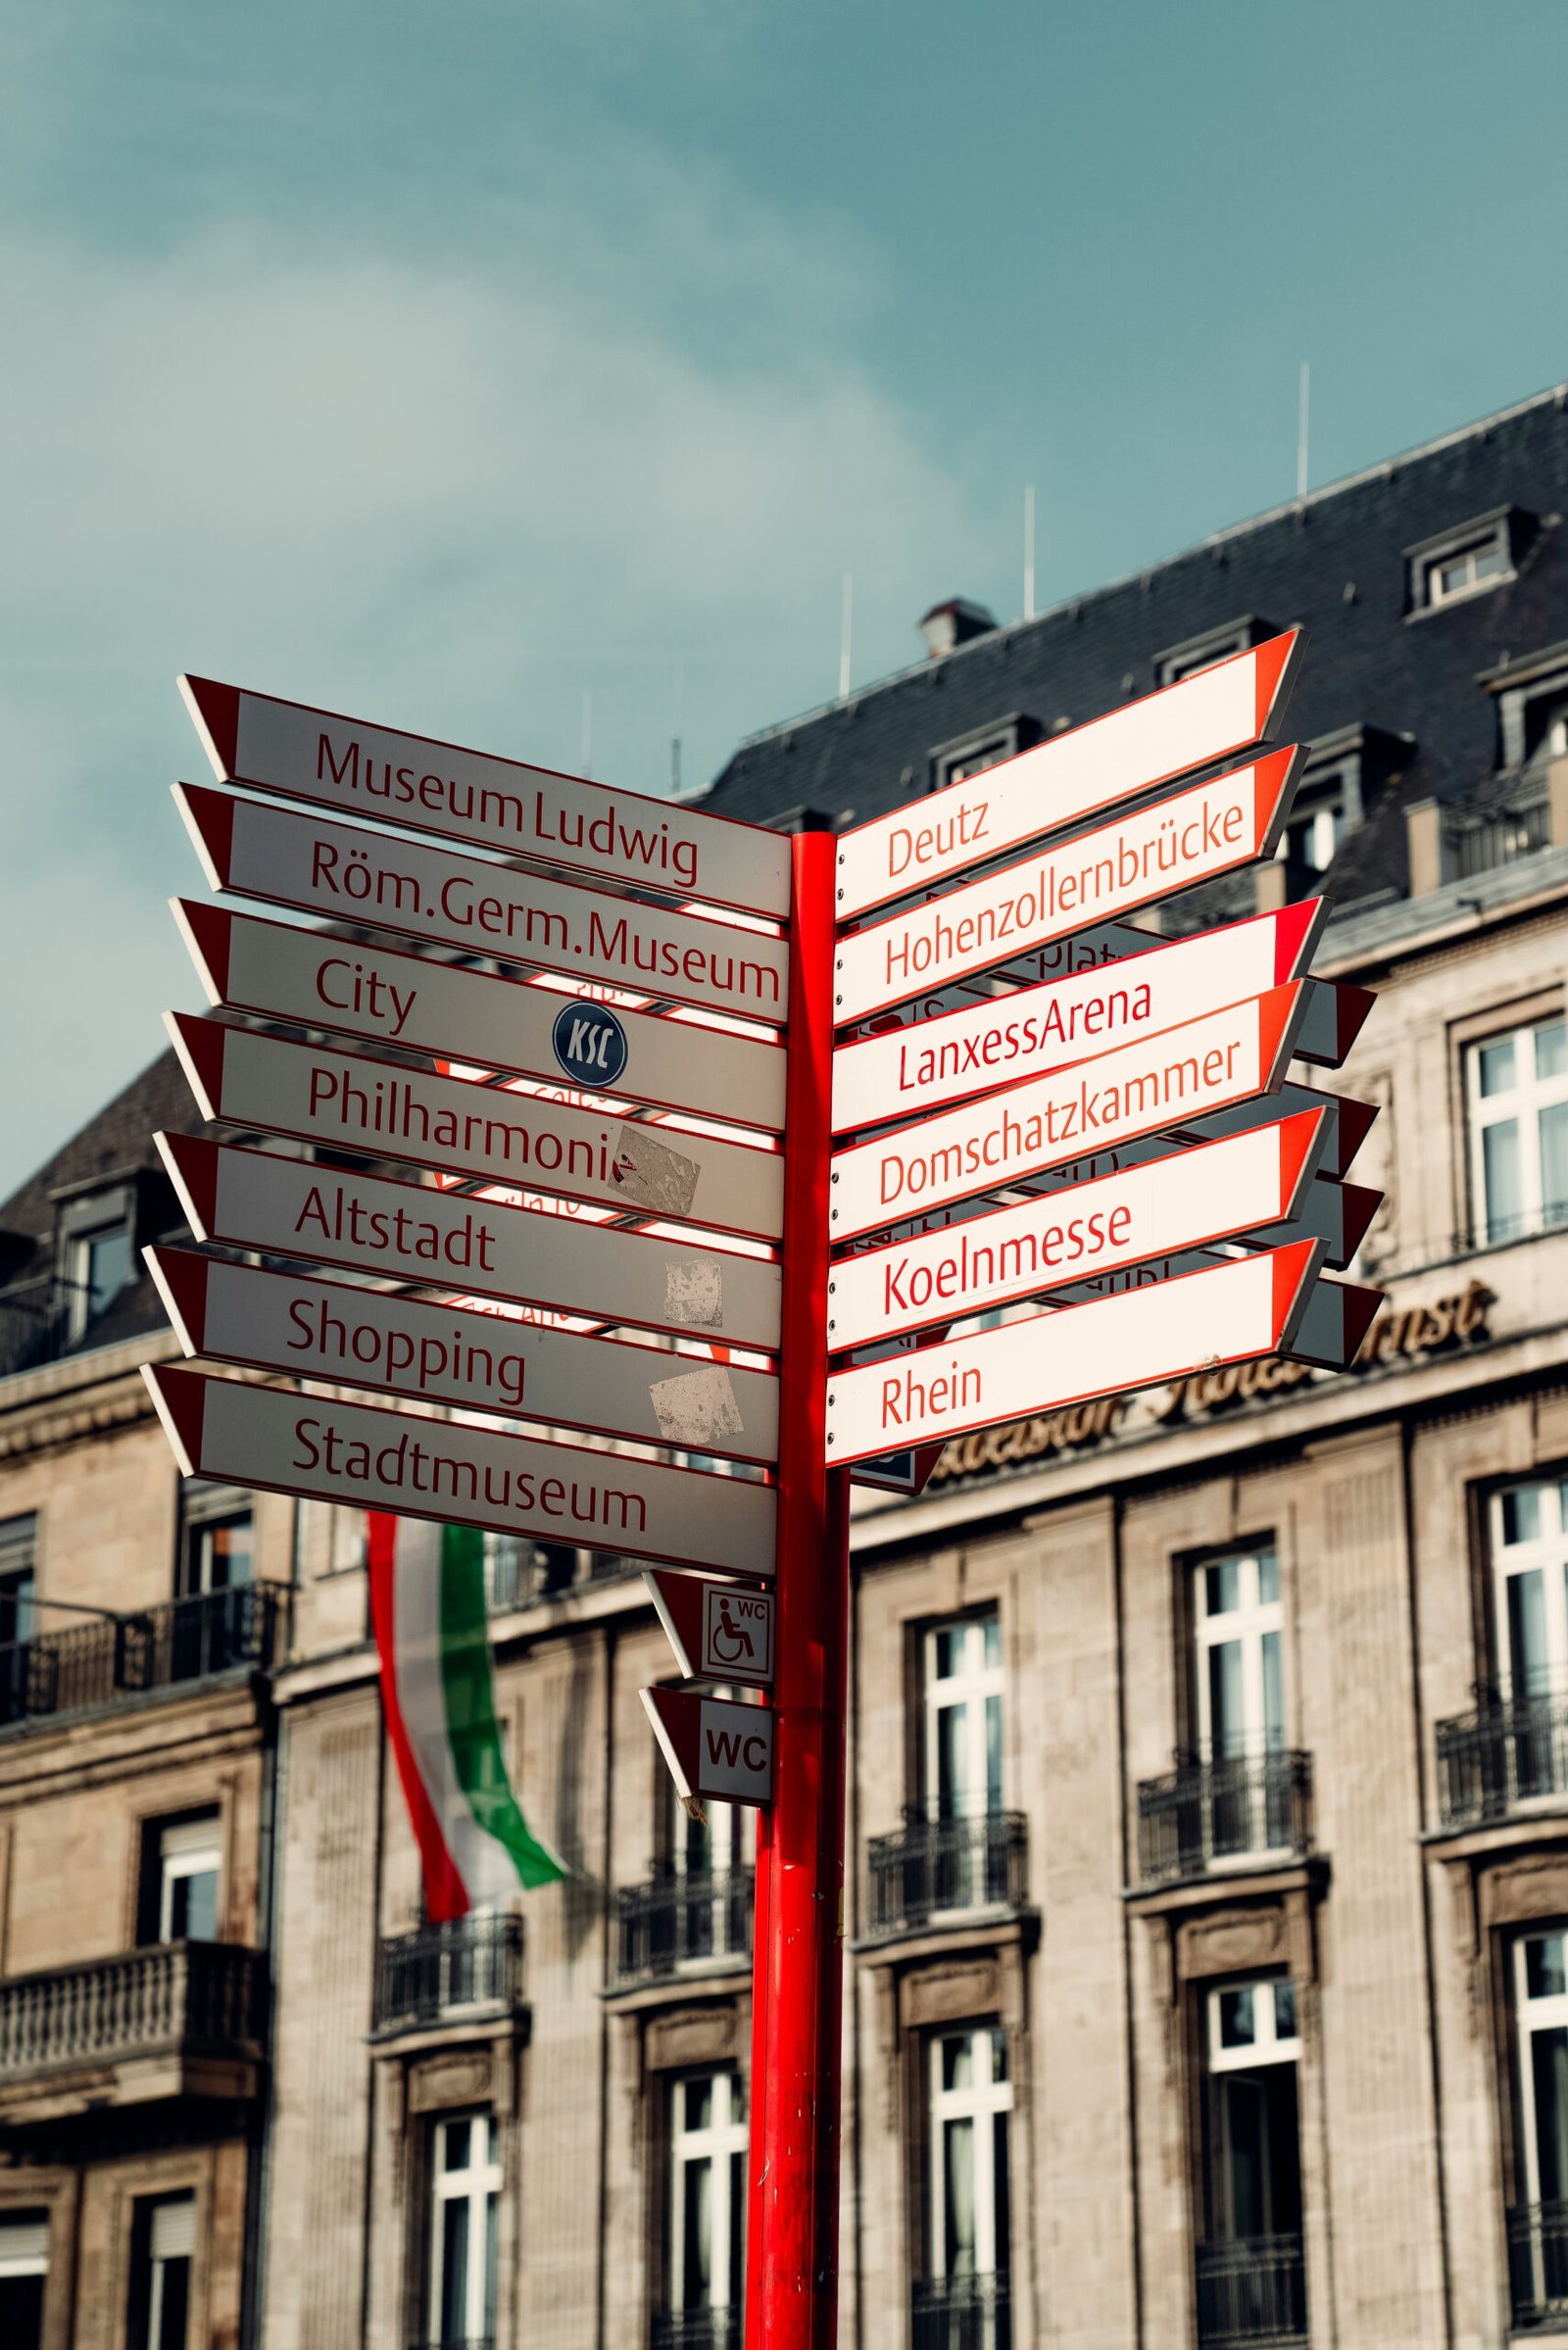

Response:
(645, 1567), (776, 1688)
(831, 899), (1324, 1135)
(156, 1132), (784, 1349)
(1163, 1080), (1378, 1179)
(641, 1685), (775, 1805)
(146, 1247), (781, 1462)
(174, 899), (788, 1134)
(829, 983), (1304, 1241)
(175, 784), (791, 1026)
(827, 1112), (1329, 1349)
(836, 629), (1301, 918)
(834, 746), (1301, 1020)
(166, 1010), (786, 1242)
(824, 1241), (1322, 1465)
(145, 1362), (779, 1577)
(179, 674), (793, 919)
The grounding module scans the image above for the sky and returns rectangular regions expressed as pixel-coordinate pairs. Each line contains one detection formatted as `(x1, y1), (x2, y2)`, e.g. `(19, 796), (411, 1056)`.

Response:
(3, 0), (1567, 1195)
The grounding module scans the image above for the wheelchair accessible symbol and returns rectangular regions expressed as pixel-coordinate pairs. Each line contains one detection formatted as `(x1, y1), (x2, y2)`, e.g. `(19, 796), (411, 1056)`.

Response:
(702, 1584), (774, 1684)
(553, 1001), (629, 1089)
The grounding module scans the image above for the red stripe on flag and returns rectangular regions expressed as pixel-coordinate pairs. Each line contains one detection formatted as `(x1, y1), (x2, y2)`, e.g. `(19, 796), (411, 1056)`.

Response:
(368, 1511), (469, 1925)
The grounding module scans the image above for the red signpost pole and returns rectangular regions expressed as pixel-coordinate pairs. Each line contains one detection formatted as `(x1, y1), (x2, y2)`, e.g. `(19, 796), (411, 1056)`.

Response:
(747, 826), (850, 2348)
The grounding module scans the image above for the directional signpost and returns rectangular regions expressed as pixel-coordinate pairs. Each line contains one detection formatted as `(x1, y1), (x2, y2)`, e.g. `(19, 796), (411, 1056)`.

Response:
(144, 627), (1381, 2350)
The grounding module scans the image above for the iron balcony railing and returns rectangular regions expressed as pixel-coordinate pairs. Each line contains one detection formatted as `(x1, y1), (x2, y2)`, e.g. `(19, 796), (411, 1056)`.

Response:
(373, 1913), (525, 2034)
(0, 1940), (266, 2081)
(1508, 2200), (1568, 2330)
(1450, 800), (1550, 880)
(1436, 1693), (1568, 1827)
(0, 1585), (283, 1731)
(911, 2273), (1011, 2350)
(1137, 1751), (1312, 1888)
(652, 2313), (743, 2350)
(613, 1870), (754, 1986)
(1195, 2233), (1308, 2348)
(866, 1808), (1029, 1937)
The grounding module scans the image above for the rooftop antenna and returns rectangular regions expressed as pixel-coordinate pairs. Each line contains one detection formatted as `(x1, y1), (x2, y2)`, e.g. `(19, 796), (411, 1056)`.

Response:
(839, 572), (854, 701)
(1023, 483), (1036, 619)
(1297, 362), (1310, 500)
(580, 688), (593, 778)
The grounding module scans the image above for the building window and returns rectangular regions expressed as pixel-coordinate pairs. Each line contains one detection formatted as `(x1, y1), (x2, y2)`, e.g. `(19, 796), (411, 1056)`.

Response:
(1466, 1016), (1568, 1245)
(924, 1614), (1003, 1821)
(931, 716), (1040, 795)
(141, 1813), (221, 1945)
(427, 2114), (499, 2349)
(1154, 618), (1268, 691)
(1407, 510), (1521, 613)
(667, 2070), (747, 2328)
(1512, 1928), (1568, 2318)
(1274, 771), (1345, 876)
(928, 2026), (1011, 2290)
(1493, 1479), (1568, 1706)
(67, 1217), (134, 1343)
(0, 2211), (48, 2350)
(128, 2193), (194, 2350)
(1199, 1980), (1307, 2342)
(180, 1498), (253, 1597)
(0, 1514), (36, 1644)
(1195, 1549), (1284, 1760)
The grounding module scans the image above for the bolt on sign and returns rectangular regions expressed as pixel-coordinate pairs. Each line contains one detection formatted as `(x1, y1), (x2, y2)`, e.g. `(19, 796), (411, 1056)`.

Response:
(145, 636), (1379, 2350)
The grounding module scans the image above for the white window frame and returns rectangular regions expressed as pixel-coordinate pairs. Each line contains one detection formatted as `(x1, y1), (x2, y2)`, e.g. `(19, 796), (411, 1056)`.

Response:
(1493, 1479), (1568, 1702)
(1466, 1015), (1568, 1246)
(1274, 779), (1344, 875)
(1194, 1548), (1285, 1760)
(1153, 620), (1258, 691)
(1206, 1978), (1300, 2074)
(428, 2112), (500, 2347)
(134, 2194), (194, 2350)
(668, 2069), (747, 2319)
(923, 1614), (1004, 1822)
(181, 1502), (253, 1597)
(157, 1816), (221, 1944)
(66, 1217), (135, 1343)
(1515, 1931), (1568, 2214)
(1427, 533), (1508, 607)
(928, 2024), (1012, 2282)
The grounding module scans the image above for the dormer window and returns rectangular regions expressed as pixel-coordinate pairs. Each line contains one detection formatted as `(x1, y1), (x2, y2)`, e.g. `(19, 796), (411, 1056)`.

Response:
(1276, 790), (1343, 876)
(1407, 508), (1528, 614)
(73, 1222), (133, 1335)
(931, 715), (1042, 794)
(1483, 643), (1568, 779)
(1153, 616), (1274, 691)
(51, 1173), (141, 1346)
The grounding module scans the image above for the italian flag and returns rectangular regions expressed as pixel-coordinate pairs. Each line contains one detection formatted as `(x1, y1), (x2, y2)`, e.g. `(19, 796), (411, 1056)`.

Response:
(368, 1514), (565, 1920)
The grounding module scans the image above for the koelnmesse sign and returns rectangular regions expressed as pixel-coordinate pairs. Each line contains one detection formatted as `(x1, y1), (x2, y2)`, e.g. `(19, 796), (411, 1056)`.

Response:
(925, 1278), (1492, 1488)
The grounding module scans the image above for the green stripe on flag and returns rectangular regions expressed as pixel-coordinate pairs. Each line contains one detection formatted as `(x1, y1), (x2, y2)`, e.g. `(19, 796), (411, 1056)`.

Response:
(438, 1525), (566, 1889)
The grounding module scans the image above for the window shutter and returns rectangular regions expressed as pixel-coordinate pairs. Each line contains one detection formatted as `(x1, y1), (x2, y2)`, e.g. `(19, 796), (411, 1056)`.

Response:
(149, 2195), (196, 2261)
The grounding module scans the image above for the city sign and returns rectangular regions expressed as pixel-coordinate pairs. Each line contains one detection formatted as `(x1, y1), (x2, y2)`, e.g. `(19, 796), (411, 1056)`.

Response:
(174, 782), (790, 1024)
(146, 1246), (780, 1463)
(836, 628), (1301, 917)
(828, 983), (1305, 1241)
(173, 897), (788, 1134)
(145, 1362), (779, 1577)
(830, 899), (1325, 1134)
(645, 1568), (776, 1689)
(834, 746), (1302, 1020)
(179, 674), (793, 919)
(823, 1240), (1323, 1465)
(155, 1133), (784, 1349)
(641, 1685), (775, 1806)
(826, 1112), (1329, 1349)
(165, 1010), (787, 1241)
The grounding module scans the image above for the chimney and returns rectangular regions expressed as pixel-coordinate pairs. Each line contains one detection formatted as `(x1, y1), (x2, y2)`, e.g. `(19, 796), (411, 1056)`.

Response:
(918, 598), (999, 660)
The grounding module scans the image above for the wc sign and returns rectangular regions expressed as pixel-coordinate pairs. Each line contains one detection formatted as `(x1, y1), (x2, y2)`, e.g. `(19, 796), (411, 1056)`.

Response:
(644, 1567), (775, 1692)
(552, 1000), (629, 1089)
(642, 1686), (776, 1806)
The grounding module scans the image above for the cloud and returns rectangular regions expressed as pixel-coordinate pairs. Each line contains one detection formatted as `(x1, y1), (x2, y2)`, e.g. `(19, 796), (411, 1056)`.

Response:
(0, 183), (990, 1196)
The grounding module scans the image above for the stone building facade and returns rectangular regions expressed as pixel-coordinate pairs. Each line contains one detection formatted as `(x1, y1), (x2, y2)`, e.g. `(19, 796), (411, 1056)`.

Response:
(5, 384), (1568, 2349)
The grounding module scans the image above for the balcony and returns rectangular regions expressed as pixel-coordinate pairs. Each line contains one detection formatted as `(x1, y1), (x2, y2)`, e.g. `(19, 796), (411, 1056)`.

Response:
(0, 1939), (267, 2127)
(1449, 799), (1549, 880)
(866, 1808), (1029, 1941)
(1436, 1693), (1568, 1829)
(652, 2314), (742, 2350)
(911, 2273), (1011, 2349)
(613, 1870), (753, 1989)
(0, 1585), (285, 1733)
(372, 1913), (525, 2036)
(1195, 2233), (1307, 2348)
(1137, 1753), (1313, 1889)
(1509, 2201), (1568, 2331)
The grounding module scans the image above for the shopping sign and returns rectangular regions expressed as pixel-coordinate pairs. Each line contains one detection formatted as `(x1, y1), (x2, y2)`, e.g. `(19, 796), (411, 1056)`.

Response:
(174, 782), (790, 1024)
(645, 1567), (776, 1689)
(173, 897), (787, 1133)
(178, 674), (792, 919)
(836, 629), (1301, 917)
(641, 1685), (775, 1806)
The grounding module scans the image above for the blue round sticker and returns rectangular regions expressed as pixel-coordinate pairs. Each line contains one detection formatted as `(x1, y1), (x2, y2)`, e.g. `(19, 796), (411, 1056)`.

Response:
(552, 1001), (629, 1089)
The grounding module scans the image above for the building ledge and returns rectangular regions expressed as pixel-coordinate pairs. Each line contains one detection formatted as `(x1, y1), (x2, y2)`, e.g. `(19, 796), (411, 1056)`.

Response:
(1422, 1805), (1568, 1862)
(1123, 1857), (1329, 1918)
(850, 1909), (1040, 1966)
(368, 2008), (528, 2057)
(601, 1954), (752, 2012)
